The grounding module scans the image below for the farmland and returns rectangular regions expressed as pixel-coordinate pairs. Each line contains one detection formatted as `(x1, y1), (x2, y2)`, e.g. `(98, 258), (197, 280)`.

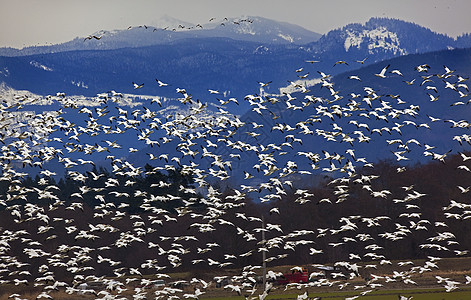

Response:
(1, 257), (470, 299)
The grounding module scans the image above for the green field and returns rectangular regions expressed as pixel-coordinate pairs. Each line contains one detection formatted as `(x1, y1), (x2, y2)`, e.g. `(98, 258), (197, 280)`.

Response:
(1, 286), (471, 300)
(201, 288), (471, 300)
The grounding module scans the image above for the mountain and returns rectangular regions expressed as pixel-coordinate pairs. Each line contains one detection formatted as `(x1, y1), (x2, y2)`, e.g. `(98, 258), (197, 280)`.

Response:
(4, 16), (467, 60)
(0, 16), (321, 57)
(1, 17), (470, 115)
(247, 47), (471, 173)
(197, 16), (322, 44)
(2, 47), (470, 185)
(149, 14), (195, 30)
(307, 17), (467, 64)
(0, 38), (316, 110)
(129, 47), (471, 186)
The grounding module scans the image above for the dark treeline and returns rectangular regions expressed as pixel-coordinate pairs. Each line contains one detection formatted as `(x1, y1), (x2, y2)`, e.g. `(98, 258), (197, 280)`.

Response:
(1, 154), (470, 282)
(5, 163), (198, 212)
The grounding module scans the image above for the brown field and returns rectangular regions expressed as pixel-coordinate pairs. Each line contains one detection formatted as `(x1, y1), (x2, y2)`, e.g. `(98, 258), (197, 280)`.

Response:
(0, 257), (470, 299)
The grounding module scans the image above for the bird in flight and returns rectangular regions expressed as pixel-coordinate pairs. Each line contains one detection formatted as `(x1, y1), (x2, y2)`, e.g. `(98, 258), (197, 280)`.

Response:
(84, 35), (103, 41)
(375, 64), (390, 78)
(258, 81), (272, 87)
(132, 82), (144, 89)
(333, 60), (349, 67)
(2, 38), (471, 300)
(155, 79), (169, 87)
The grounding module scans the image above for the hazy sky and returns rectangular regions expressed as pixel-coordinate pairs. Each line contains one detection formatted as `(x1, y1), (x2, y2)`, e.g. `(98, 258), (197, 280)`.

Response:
(1, 0), (470, 48)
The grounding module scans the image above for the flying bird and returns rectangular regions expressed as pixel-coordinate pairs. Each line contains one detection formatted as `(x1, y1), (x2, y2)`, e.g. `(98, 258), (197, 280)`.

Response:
(258, 81), (272, 87)
(132, 82), (144, 89)
(334, 60), (349, 67)
(375, 64), (390, 78)
(155, 79), (169, 87)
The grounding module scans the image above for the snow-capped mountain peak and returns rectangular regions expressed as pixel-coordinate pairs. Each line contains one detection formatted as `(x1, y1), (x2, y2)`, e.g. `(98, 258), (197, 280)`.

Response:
(150, 14), (194, 30)
(202, 16), (321, 44)
(312, 17), (461, 63)
(344, 26), (406, 55)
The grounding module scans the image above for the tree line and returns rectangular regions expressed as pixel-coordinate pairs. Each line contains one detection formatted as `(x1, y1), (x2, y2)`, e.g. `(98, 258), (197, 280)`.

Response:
(0, 153), (470, 281)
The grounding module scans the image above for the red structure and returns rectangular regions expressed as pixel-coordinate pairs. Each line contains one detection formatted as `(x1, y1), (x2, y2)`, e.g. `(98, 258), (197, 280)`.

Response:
(277, 267), (309, 284)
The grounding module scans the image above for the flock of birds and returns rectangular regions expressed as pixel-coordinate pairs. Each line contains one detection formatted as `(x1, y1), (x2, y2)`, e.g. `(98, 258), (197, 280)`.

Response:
(84, 17), (254, 41)
(1, 37), (471, 300)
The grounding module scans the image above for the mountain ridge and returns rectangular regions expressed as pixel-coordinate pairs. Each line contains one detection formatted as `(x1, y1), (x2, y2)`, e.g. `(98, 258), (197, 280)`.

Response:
(3, 47), (468, 181)
(0, 16), (322, 57)
(308, 17), (469, 64)
(3, 17), (470, 58)
(1, 17), (470, 115)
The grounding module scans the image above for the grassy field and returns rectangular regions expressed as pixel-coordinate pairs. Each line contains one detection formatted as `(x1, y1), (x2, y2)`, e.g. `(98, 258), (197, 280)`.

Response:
(201, 288), (471, 300)
(1, 286), (471, 300)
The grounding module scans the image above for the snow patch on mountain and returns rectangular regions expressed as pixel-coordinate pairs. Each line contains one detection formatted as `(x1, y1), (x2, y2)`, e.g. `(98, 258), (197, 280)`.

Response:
(279, 78), (321, 95)
(253, 45), (270, 54)
(30, 60), (53, 71)
(277, 33), (294, 43)
(150, 15), (194, 30)
(0, 82), (52, 105)
(0, 82), (145, 108)
(344, 26), (406, 55)
(203, 16), (320, 44)
(234, 23), (256, 36)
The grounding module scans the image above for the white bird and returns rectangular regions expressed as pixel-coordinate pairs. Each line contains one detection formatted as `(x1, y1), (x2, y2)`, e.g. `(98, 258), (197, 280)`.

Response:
(375, 64), (390, 78)
(427, 93), (439, 102)
(155, 79), (169, 87)
(132, 82), (144, 89)
(391, 69), (403, 76)
(258, 81), (272, 87)
(349, 75), (361, 81)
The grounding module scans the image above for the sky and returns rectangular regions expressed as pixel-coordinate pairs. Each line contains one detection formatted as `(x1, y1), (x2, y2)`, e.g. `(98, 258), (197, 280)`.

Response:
(1, 0), (470, 48)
